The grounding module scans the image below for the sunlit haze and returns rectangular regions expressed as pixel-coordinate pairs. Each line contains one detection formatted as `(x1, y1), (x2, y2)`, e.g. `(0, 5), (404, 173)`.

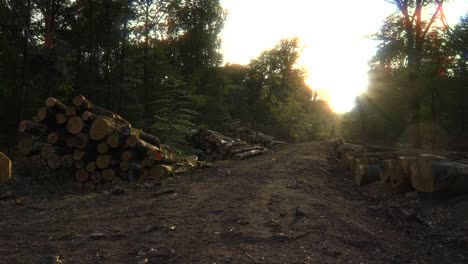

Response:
(220, 0), (468, 113)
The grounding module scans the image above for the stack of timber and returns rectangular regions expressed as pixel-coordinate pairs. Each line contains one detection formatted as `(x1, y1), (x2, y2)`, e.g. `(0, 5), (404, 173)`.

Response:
(189, 128), (267, 161)
(234, 127), (287, 148)
(333, 139), (468, 193)
(18, 95), (196, 193)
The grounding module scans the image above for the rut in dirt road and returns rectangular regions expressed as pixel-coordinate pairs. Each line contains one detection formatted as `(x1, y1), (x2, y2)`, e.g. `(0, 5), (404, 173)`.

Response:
(0, 142), (467, 264)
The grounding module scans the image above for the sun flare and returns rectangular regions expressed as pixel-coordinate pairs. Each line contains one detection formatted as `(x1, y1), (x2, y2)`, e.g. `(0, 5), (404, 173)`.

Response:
(220, 0), (467, 113)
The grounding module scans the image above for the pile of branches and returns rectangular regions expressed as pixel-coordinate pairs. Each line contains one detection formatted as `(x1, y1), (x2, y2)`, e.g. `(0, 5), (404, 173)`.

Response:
(189, 128), (268, 162)
(18, 95), (197, 193)
(234, 127), (287, 148)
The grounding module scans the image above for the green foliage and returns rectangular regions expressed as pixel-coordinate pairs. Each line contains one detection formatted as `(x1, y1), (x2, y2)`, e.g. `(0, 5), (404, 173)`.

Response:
(150, 77), (197, 148)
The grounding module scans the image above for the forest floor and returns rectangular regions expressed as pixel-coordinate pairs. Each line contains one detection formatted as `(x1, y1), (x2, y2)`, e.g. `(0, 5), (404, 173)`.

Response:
(1, 142), (468, 264)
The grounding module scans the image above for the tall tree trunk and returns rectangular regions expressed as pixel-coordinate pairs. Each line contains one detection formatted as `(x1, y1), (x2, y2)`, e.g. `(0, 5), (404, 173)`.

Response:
(105, 0), (111, 108)
(118, 2), (130, 114)
(143, 0), (150, 117)
(19, 0), (32, 120)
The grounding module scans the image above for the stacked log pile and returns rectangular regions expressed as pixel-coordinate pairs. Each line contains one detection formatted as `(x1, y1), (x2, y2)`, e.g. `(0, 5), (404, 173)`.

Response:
(233, 127), (287, 148)
(189, 128), (267, 161)
(18, 96), (196, 193)
(333, 140), (468, 193)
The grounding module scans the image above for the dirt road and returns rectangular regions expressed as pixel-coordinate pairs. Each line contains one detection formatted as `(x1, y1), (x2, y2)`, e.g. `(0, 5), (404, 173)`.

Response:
(1, 142), (467, 263)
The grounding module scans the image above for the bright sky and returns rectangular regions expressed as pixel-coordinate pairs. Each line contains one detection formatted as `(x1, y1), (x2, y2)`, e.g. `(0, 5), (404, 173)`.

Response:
(220, 0), (468, 113)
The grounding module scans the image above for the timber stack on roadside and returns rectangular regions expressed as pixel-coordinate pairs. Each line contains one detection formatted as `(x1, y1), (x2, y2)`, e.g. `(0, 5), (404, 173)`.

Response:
(189, 128), (269, 162)
(332, 139), (468, 193)
(18, 95), (197, 193)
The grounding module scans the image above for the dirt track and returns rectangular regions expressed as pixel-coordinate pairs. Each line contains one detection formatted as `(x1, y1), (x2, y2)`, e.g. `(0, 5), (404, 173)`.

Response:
(1, 142), (467, 263)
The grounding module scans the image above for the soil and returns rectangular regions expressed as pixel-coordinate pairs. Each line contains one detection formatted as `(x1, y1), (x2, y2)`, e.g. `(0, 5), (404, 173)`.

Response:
(1, 142), (468, 264)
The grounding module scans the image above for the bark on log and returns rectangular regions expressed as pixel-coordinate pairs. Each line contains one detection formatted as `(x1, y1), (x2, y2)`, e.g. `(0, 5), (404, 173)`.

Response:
(37, 107), (54, 123)
(18, 120), (47, 134)
(379, 159), (396, 183)
(139, 131), (160, 147)
(45, 97), (68, 112)
(66, 116), (84, 135)
(232, 149), (266, 160)
(73, 95), (129, 125)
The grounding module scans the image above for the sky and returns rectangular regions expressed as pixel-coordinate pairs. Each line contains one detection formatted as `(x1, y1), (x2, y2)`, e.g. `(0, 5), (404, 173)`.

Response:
(219, 0), (468, 113)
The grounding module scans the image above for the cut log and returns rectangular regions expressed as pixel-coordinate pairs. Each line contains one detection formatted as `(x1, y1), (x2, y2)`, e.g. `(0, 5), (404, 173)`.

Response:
(18, 135), (35, 155)
(47, 132), (61, 144)
(96, 155), (111, 169)
(74, 133), (89, 149)
(102, 168), (116, 181)
(120, 161), (130, 172)
(66, 116), (84, 135)
(379, 159), (397, 183)
(408, 154), (468, 192)
(90, 117), (120, 141)
(45, 97), (68, 112)
(97, 142), (108, 154)
(66, 106), (77, 117)
(60, 154), (74, 169)
(355, 164), (381, 186)
(73, 149), (86, 161)
(138, 131), (160, 147)
(82, 180), (95, 193)
(74, 160), (85, 169)
(389, 156), (415, 191)
(75, 169), (89, 182)
(90, 171), (102, 184)
(37, 107), (54, 123)
(73, 95), (129, 125)
(86, 161), (96, 172)
(65, 135), (75, 148)
(47, 154), (61, 169)
(0, 152), (12, 183)
(106, 134), (121, 148)
(18, 120), (47, 134)
(121, 150), (135, 161)
(55, 113), (67, 125)
(40, 144), (57, 160)
(232, 149), (266, 160)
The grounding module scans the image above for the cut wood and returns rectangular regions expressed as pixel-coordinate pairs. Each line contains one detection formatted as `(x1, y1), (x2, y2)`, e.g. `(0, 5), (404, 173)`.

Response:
(232, 149), (265, 160)
(86, 161), (96, 172)
(66, 106), (77, 117)
(18, 135), (35, 155)
(74, 133), (89, 149)
(55, 113), (67, 125)
(102, 168), (116, 181)
(90, 117), (120, 140)
(379, 159), (397, 183)
(138, 131), (161, 147)
(73, 149), (86, 161)
(389, 156), (415, 191)
(82, 180), (95, 193)
(90, 171), (102, 184)
(60, 154), (74, 169)
(96, 155), (111, 169)
(37, 107), (54, 123)
(47, 154), (61, 169)
(354, 164), (381, 186)
(18, 120), (47, 134)
(45, 97), (68, 112)
(97, 142), (108, 154)
(0, 152), (12, 183)
(409, 154), (468, 192)
(66, 116), (84, 135)
(106, 134), (121, 148)
(75, 169), (89, 182)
